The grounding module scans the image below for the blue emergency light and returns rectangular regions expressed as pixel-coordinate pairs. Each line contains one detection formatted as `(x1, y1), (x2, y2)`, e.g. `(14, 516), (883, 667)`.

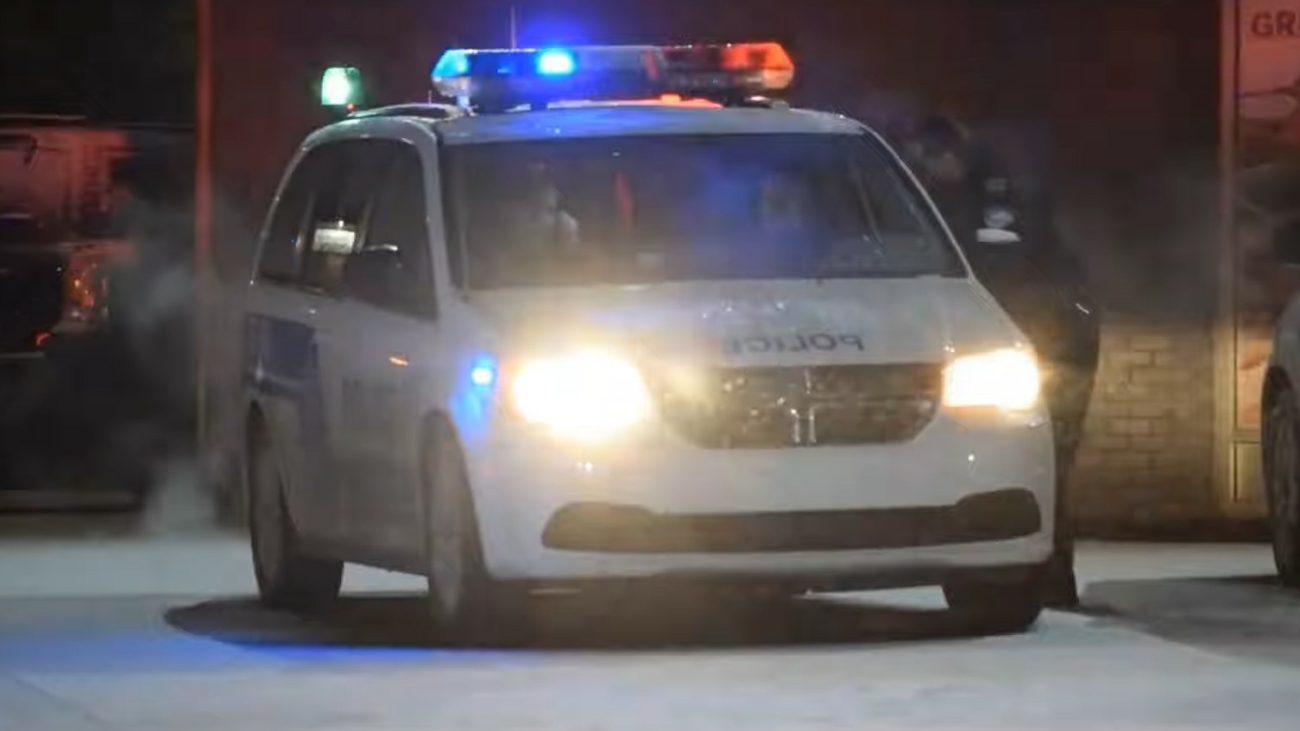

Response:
(536, 48), (577, 76)
(431, 42), (795, 112)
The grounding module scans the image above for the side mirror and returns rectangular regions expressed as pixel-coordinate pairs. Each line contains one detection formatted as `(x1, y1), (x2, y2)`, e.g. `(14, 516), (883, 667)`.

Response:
(343, 245), (407, 307)
(1273, 219), (1300, 266)
(977, 228), (1021, 245)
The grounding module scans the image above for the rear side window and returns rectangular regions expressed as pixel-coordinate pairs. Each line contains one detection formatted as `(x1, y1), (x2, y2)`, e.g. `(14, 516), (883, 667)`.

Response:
(300, 141), (396, 294)
(258, 148), (331, 283)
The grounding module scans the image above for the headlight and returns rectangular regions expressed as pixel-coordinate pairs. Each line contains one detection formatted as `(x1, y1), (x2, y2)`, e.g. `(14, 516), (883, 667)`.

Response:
(511, 350), (652, 441)
(943, 348), (1040, 410)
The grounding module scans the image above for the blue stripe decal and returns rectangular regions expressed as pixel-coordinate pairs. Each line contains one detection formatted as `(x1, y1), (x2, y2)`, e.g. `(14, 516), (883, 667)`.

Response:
(244, 314), (326, 455)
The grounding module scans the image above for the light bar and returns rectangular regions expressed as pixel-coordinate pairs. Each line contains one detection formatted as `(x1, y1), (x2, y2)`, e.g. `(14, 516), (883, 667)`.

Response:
(431, 42), (795, 111)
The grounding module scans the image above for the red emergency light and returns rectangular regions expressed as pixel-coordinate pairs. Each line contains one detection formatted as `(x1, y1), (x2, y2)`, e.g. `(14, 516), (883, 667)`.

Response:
(656, 42), (795, 95)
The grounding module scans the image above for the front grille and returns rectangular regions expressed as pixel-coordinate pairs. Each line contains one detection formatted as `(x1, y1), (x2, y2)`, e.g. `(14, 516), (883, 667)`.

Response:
(648, 364), (941, 448)
(0, 253), (65, 353)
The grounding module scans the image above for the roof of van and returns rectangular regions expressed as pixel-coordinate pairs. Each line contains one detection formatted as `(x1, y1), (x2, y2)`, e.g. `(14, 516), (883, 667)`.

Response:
(429, 104), (865, 145)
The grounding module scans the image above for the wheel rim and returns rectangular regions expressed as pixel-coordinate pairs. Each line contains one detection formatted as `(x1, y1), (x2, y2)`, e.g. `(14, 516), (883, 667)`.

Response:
(427, 436), (465, 618)
(250, 436), (285, 587)
(1267, 403), (1300, 572)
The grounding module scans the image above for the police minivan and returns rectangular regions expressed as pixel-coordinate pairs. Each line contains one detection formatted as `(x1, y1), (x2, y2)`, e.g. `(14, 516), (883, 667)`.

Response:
(240, 43), (1056, 639)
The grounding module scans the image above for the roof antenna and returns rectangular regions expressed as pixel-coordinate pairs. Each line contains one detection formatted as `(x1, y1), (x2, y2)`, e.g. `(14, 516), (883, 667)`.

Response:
(509, 5), (519, 49)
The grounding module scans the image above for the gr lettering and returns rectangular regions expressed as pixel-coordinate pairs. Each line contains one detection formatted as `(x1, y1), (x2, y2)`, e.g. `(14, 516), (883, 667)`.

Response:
(1252, 10), (1300, 38)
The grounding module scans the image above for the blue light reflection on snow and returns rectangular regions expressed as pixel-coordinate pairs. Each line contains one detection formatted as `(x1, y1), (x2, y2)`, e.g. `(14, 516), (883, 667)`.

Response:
(0, 628), (516, 673)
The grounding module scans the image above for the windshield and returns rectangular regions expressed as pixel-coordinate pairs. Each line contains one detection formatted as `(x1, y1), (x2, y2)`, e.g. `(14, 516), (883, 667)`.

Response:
(444, 133), (962, 289)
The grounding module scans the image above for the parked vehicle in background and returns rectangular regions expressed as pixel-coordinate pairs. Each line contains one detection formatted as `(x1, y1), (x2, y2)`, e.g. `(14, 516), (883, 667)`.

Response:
(0, 115), (192, 509)
(1260, 218), (1300, 587)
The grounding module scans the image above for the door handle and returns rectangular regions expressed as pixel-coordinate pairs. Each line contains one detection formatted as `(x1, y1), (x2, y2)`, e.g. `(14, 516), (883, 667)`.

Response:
(388, 354), (411, 368)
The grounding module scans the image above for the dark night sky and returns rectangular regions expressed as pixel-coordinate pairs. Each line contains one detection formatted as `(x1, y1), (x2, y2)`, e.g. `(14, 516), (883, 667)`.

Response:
(0, 0), (194, 123)
(0, 0), (1219, 171)
(0, 0), (890, 126)
(0, 0), (815, 126)
(0, 0), (978, 127)
(0, 0), (831, 125)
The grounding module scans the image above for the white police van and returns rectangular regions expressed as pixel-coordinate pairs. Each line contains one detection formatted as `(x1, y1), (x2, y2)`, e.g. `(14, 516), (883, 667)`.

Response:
(240, 42), (1056, 639)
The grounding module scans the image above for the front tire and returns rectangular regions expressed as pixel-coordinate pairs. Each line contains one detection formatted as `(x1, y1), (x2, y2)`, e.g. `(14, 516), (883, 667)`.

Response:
(943, 566), (1046, 635)
(247, 418), (342, 612)
(1263, 388), (1300, 588)
(422, 419), (521, 644)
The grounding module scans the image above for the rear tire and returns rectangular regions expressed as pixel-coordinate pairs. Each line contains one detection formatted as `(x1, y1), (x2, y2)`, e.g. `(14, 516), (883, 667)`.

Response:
(423, 419), (523, 645)
(1263, 388), (1300, 588)
(943, 566), (1046, 635)
(247, 417), (342, 612)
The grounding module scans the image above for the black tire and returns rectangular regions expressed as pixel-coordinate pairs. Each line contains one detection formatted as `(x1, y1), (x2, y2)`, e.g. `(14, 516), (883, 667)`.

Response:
(1263, 389), (1300, 588)
(422, 418), (524, 645)
(247, 417), (342, 612)
(943, 566), (1046, 635)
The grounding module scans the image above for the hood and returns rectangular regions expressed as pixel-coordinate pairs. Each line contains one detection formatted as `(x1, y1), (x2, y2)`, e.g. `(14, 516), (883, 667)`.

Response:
(462, 278), (1024, 366)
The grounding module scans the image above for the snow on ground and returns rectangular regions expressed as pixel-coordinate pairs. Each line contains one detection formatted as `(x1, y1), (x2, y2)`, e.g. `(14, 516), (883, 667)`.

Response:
(1, 519), (1299, 731)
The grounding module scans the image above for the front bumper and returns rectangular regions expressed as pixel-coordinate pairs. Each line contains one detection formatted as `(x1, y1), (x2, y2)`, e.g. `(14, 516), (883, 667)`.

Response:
(541, 487), (1042, 553)
(464, 410), (1056, 584)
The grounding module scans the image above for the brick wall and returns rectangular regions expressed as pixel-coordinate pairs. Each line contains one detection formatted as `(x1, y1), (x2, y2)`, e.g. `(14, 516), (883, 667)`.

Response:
(1073, 324), (1220, 527)
(1059, 149), (1226, 528)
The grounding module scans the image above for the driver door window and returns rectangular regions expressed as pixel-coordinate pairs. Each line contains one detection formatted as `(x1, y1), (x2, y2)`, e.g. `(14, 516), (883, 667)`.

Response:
(301, 141), (394, 295)
(348, 145), (435, 318)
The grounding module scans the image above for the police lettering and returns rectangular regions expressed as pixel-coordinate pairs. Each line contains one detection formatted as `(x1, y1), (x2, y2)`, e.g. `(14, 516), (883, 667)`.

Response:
(808, 334), (837, 350)
(1252, 10), (1300, 38)
(726, 333), (865, 354)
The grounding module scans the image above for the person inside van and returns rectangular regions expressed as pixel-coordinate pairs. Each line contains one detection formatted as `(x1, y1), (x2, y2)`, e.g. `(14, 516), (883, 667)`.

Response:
(521, 165), (582, 256)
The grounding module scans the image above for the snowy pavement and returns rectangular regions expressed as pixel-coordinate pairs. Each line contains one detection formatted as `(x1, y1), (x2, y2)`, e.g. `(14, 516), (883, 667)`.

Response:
(2, 518), (1300, 731)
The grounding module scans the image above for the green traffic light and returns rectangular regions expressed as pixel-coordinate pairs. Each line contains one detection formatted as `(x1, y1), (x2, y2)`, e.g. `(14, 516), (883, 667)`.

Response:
(320, 66), (364, 108)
